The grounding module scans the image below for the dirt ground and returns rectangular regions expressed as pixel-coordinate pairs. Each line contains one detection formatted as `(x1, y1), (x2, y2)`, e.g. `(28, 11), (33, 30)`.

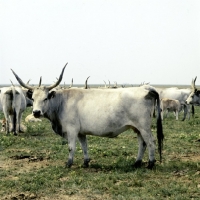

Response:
(1, 151), (200, 200)
(0, 152), (110, 200)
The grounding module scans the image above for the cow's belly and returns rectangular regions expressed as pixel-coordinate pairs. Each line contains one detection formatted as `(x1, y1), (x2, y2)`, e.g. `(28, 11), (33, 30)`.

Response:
(80, 125), (130, 138)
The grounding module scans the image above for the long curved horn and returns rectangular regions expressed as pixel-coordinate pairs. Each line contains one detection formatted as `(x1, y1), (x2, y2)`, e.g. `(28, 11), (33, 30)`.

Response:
(191, 76), (197, 91)
(46, 63), (67, 90)
(39, 77), (42, 87)
(85, 76), (90, 89)
(11, 69), (34, 90)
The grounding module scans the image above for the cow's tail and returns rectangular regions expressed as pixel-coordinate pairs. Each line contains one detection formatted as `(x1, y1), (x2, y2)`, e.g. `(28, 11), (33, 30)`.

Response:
(12, 108), (17, 134)
(153, 91), (164, 162)
(156, 93), (164, 162)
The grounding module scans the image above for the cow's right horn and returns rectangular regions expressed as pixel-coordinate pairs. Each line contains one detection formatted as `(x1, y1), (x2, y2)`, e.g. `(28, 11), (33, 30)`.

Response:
(11, 69), (34, 90)
(46, 63), (67, 90)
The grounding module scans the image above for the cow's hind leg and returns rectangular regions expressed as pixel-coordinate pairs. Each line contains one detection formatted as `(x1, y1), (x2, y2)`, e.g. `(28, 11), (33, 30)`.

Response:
(6, 117), (10, 135)
(78, 134), (90, 168)
(10, 110), (17, 135)
(4, 112), (10, 135)
(140, 130), (156, 169)
(133, 133), (147, 168)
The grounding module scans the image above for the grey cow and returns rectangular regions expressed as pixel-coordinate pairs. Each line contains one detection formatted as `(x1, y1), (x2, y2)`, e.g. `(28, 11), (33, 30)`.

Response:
(11, 64), (164, 169)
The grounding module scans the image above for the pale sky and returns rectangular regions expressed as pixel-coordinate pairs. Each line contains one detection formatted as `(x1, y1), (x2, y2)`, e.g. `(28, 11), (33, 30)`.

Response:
(0, 0), (200, 86)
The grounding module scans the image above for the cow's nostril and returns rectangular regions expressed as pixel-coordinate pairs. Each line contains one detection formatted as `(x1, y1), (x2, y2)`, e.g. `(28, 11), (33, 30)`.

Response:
(33, 110), (41, 118)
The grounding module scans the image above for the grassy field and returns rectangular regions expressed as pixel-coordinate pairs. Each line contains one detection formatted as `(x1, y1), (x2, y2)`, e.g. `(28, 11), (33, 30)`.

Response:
(0, 104), (200, 199)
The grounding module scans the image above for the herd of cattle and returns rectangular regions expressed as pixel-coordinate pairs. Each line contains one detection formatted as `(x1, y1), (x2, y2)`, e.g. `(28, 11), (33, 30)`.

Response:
(0, 63), (199, 169)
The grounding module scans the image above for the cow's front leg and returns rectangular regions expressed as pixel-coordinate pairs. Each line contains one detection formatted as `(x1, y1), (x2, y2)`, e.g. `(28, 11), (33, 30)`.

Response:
(65, 130), (77, 168)
(18, 112), (24, 133)
(141, 130), (156, 169)
(78, 133), (90, 168)
(182, 104), (187, 121)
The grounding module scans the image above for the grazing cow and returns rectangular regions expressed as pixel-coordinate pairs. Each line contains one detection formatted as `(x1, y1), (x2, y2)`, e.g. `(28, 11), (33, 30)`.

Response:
(0, 86), (27, 135)
(161, 98), (182, 120)
(186, 77), (200, 105)
(11, 64), (164, 169)
(157, 87), (194, 121)
(25, 114), (42, 122)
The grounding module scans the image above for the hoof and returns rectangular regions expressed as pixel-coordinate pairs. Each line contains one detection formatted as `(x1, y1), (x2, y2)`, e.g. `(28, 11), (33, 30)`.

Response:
(83, 158), (91, 168)
(133, 160), (142, 168)
(65, 163), (72, 168)
(66, 159), (73, 168)
(147, 160), (156, 169)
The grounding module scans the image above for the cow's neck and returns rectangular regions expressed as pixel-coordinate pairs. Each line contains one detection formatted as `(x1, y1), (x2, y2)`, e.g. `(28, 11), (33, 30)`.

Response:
(44, 93), (64, 137)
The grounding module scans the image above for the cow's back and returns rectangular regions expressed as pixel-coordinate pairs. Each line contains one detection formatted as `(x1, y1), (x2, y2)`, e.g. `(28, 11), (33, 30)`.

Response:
(59, 87), (157, 136)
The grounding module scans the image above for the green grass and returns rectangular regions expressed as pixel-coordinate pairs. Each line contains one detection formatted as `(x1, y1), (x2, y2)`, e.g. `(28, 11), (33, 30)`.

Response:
(0, 107), (200, 199)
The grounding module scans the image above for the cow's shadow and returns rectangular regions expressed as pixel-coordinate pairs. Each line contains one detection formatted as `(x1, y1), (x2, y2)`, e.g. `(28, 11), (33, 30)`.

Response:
(78, 160), (153, 173)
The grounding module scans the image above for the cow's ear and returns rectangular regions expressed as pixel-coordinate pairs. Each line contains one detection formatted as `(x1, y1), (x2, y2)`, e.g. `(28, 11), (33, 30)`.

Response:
(196, 90), (200, 96)
(27, 90), (33, 99)
(48, 91), (56, 99)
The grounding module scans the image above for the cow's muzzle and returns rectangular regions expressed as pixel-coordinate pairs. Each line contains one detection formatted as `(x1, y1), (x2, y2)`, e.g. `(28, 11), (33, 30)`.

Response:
(33, 110), (41, 118)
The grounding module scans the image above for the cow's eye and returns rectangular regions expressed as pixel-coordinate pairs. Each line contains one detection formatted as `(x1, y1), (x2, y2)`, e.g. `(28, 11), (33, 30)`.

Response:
(44, 98), (48, 102)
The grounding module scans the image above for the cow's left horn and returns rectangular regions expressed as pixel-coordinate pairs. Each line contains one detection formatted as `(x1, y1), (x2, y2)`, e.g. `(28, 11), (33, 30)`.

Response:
(46, 63), (67, 90)
(191, 76), (197, 91)
(11, 69), (34, 90)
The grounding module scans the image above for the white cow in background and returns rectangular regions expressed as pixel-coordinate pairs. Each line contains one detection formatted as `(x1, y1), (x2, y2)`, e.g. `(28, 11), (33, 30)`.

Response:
(0, 86), (27, 135)
(156, 87), (193, 121)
